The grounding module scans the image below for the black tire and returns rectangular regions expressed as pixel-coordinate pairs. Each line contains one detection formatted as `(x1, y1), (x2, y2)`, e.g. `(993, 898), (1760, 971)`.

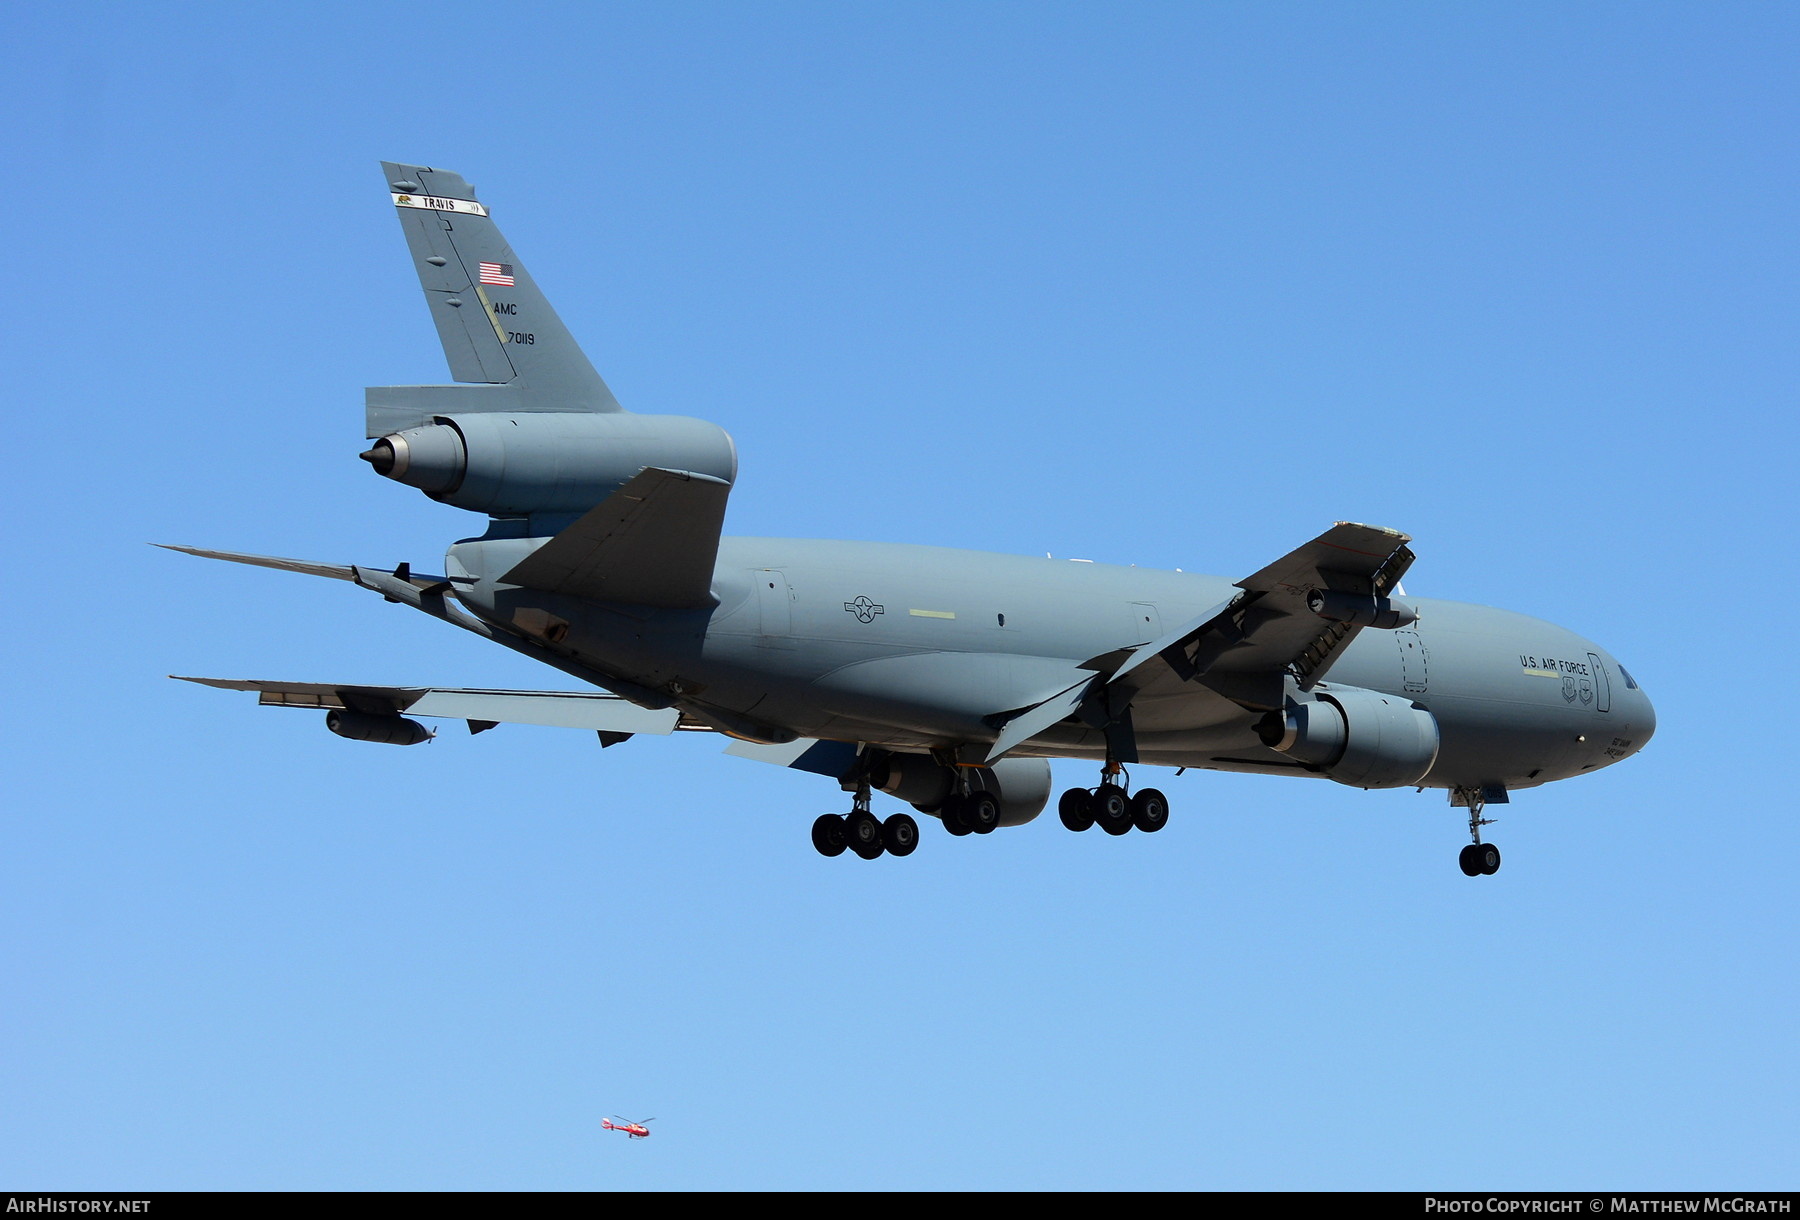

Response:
(1458, 844), (1482, 876)
(882, 813), (919, 857)
(847, 809), (885, 859)
(1058, 788), (1095, 832)
(940, 794), (973, 836)
(1094, 783), (1132, 836)
(1477, 843), (1501, 875)
(811, 813), (848, 858)
(1130, 788), (1169, 833)
(968, 790), (1001, 834)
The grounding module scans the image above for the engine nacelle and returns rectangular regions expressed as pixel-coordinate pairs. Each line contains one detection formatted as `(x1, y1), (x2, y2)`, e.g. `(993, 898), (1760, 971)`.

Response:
(361, 411), (738, 516)
(1256, 686), (1439, 789)
(870, 753), (1052, 827)
(1306, 589), (1419, 630)
(326, 709), (432, 746)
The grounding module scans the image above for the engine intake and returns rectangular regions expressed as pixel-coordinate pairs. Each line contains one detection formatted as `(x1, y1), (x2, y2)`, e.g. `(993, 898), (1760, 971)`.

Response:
(361, 411), (737, 516)
(1256, 685), (1439, 789)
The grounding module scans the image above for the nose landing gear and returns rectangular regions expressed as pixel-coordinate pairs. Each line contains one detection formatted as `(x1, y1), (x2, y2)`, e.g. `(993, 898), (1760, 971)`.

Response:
(1453, 785), (1501, 876)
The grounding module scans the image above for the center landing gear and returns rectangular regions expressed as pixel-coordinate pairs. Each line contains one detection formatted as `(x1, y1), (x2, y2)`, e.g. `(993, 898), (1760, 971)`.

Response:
(812, 780), (918, 860)
(1058, 762), (1168, 836)
(940, 788), (1001, 836)
(1454, 786), (1501, 876)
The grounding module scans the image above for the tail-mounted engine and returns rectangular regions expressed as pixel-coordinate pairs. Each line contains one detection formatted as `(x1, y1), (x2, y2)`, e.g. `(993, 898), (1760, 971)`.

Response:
(869, 753), (1052, 827)
(1256, 685), (1439, 789)
(361, 412), (737, 516)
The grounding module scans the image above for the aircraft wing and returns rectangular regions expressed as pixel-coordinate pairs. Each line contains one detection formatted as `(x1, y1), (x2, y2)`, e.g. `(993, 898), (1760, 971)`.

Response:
(155, 546), (359, 583)
(500, 467), (731, 609)
(983, 523), (1415, 761)
(173, 676), (682, 736)
(1116, 522), (1415, 712)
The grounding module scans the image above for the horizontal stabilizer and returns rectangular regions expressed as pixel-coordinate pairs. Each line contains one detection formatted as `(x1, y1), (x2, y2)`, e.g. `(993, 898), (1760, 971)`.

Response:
(500, 468), (731, 608)
(364, 383), (526, 439)
(174, 677), (681, 735)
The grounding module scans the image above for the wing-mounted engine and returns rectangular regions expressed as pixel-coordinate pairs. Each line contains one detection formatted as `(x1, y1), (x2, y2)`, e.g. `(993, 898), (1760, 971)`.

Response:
(1256, 685), (1440, 789)
(871, 753), (1052, 828)
(361, 411), (737, 517)
(325, 708), (432, 745)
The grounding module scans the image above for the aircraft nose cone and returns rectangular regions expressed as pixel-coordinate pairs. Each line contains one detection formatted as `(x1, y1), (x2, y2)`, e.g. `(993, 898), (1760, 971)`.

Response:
(1636, 687), (1657, 749)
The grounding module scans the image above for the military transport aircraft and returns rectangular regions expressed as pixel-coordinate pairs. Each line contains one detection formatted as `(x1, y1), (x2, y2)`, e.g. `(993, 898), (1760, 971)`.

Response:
(169, 162), (1655, 876)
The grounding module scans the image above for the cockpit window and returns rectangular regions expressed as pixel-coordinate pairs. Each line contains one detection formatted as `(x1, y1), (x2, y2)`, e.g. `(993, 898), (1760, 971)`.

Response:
(1620, 665), (1639, 690)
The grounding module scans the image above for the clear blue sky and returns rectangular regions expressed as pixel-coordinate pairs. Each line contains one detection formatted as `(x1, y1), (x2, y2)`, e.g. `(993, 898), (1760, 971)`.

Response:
(3, 1), (1794, 1190)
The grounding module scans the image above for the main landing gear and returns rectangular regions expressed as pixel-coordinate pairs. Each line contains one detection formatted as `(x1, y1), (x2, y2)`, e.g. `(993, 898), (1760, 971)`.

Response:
(938, 788), (1001, 837)
(1454, 785), (1501, 877)
(811, 778), (918, 860)
(1057, 762), (1168, 836)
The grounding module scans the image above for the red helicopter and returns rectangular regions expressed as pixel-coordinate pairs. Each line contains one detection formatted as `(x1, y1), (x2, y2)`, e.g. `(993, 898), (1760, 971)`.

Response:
(602, 1116), (655, 1140)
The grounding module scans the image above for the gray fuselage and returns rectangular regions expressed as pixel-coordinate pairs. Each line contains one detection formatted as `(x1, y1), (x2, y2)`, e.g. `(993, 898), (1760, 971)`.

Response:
(444, 534), (1656, 792)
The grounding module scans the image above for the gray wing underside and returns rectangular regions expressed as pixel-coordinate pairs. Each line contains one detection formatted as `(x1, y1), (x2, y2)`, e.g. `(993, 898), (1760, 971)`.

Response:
(500, 467), (731, 609)
(173, 676), (681, 734)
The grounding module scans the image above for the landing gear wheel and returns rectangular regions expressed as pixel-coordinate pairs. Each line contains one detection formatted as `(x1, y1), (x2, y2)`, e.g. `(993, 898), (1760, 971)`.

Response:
(847, 809), (885, 859)
(1058, 788), (1095, 832)
(1454, 786), (1501, 878)
(940, 795), (973, 836)
(1094, 783), (1132, 836)
(882, 813), (919, 857)
(967, 790), (1001, 834)
(811, 813), (848, 858)
(1130, 788), (1169, 833)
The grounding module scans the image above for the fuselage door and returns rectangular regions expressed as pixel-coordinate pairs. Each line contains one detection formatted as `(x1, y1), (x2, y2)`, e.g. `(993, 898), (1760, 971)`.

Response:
(756, 570), (792, 639)
(1396, 629), (1428, 694)
(1127, 602), (1162, 646)
(1587, 652), (1612, 713)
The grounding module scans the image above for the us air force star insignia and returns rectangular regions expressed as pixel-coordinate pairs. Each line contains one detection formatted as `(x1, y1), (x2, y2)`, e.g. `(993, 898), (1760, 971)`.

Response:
(844, 595), (885, 623)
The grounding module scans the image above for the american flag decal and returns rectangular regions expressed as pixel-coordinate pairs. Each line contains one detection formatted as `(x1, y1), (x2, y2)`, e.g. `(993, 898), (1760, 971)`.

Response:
(479, 261), (516, 286)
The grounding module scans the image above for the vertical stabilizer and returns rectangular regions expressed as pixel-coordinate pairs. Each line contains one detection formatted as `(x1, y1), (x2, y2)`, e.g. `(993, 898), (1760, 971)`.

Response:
(380, 161), (621, 412)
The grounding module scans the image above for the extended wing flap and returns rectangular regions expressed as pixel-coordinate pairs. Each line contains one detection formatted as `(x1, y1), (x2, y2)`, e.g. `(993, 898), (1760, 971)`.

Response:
(500, 467), (731, 608)
(984, 678), (1095, 763)
(723, 738), (861, 778)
